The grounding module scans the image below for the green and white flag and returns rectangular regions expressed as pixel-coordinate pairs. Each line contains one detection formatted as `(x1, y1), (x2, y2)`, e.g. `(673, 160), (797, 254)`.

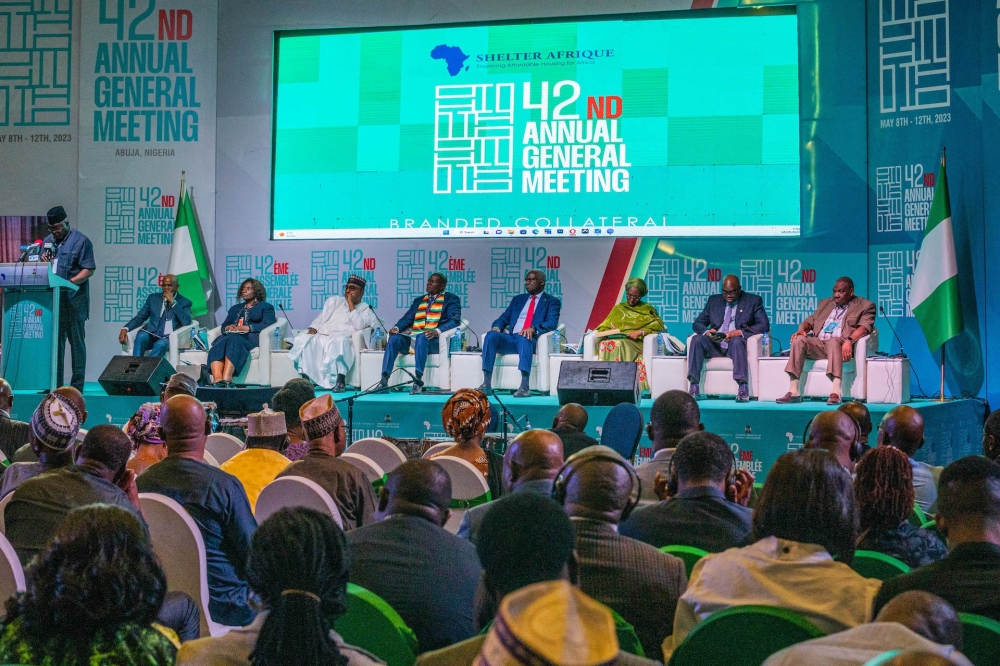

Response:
(167, 181), (212, 317)
(910, 159), (963, 352)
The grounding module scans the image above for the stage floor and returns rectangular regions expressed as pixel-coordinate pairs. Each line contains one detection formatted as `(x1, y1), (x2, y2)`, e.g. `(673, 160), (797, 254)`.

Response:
(13, 384), (985, 480)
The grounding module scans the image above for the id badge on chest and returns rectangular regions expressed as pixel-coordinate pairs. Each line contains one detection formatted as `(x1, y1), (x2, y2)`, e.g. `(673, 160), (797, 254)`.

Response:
(822, 320), (838, 335)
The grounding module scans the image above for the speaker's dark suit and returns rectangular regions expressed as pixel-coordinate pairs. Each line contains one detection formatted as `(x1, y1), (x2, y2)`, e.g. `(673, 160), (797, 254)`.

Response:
(0, 411), (30, 461)
(689, 292), (770, 384)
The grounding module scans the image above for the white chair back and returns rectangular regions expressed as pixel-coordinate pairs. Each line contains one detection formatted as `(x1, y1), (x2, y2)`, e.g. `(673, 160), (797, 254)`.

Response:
(0, 493), (14, 535)
(255, 476), (344, 529)
(0, 531), (25, 604)
(139, 493), (234, 638)
(349, 438), (406, 473)
(202, 450), (220, 467)
(339, 452), (386, 485)
(431, 456), (491, 534)
(205, 433), (245, 465)
(422, 442), (456, 459)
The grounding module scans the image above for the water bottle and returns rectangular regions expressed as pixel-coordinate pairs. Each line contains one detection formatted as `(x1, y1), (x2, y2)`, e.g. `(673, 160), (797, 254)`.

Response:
(450, 330), (462, 353)
(373, 327), (383, 351)
(656, 332), (666, 356)
(762, 332), (772, 358)
(550, 331), (561, 354)
(273, 326), (282, 351)
(460, 329), (468, 352)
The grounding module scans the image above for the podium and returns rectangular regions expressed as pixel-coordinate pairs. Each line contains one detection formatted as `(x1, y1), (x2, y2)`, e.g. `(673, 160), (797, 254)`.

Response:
(0, 262), (76, 391)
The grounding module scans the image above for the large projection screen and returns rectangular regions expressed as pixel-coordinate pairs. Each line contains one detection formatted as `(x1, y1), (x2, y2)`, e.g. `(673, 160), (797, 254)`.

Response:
(271, 9), (800, 240)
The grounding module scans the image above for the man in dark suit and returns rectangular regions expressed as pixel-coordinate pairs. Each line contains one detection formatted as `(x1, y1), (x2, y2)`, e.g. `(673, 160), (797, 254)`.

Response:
(118, 274), (193, 357)
(556, 446), (688, 657)
(380, 272), (461, 394)
(347, 459), (482, 653)
(620, 432), (753, 552)
(481, 270), (561, 397)
(0, 379), (30, 460)
(689, 274), (770, 402)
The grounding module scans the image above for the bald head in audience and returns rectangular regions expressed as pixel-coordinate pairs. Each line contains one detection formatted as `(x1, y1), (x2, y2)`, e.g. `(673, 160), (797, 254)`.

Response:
(552, 404), (588, 432)
(503, 428), (564, 492)
(807, 410), (858, 471)
(560, 447), (635, 525)
(878, 405), (925, 457)
(876, 591), (963, 650)
(0, 378), (13, 414)
(378, 459), (452, 527)
(839, 401), (872, 449)
(161, 395), (210, 459)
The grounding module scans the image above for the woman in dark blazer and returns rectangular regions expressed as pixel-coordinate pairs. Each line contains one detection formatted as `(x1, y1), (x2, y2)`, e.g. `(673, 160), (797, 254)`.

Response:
(208, 278), (276, 387)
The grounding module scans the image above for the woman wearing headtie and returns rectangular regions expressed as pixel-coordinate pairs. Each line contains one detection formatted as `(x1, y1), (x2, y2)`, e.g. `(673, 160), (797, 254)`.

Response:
(124, 403), (167, 475)
(594, 277), (666, 391)
(431, 388), (505, 498)
(208, 278), (276, 387)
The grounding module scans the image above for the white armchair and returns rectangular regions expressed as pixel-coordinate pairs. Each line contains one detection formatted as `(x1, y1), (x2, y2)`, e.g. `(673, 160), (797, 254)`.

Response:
(800, 328), (878, 401)
(371, 320), (467, 391)
(205, 318), (288, 386)
(123, 324), (195, 370)
(643, 333), (689, 398)
(287, 326), (370, 389)
(489, 324), (565, 393)
(686, 333), (764, 398)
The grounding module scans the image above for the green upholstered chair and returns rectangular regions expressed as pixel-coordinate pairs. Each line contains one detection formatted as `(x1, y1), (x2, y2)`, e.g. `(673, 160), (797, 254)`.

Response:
(334, 583), (418, 666)
(850, 550), (910, 581)
(958, 612), (1000, 666)
(659, 545), (710, 578)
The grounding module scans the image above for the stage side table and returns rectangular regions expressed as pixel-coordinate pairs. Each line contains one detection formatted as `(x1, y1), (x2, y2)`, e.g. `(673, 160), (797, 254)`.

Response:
(549, 353), (584, 396)
(758, 357), (791, 402)
(451, 351), (483, 391)
(648, 355), (689, 399)
(358, 349), (386, 390)
(269, 349), (301, 387)
(866, 357), (911, 404)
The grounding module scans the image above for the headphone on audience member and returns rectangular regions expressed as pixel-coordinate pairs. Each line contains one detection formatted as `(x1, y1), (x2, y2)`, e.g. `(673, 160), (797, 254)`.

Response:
(664, 444), (738, 498)
(551, 447), (642, 520)
(802, 414), (864, 463)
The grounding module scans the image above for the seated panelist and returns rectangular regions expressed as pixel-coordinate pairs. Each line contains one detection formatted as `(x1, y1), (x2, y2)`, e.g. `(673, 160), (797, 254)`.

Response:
(208, 278), (276, 387)
(480, 270), (561, 398)
(776, 276), (875, 406)
(118, 274), (193, 358)
(688, 274), (769, 403)
(379, 272), (461, 394)
(594, 277), (665, 392)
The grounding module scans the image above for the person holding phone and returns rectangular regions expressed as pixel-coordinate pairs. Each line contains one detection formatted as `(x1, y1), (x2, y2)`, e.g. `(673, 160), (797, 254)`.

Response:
(118, 274), (193, 357)
(207, 278), (276, 387)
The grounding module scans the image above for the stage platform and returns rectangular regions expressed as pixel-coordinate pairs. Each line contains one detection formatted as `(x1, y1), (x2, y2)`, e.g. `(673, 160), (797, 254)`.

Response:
(12, 384), (986, 480)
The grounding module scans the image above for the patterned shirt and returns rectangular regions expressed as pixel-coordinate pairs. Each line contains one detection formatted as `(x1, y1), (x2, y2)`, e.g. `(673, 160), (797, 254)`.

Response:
(0, 616), (177, 666)
(858, 520), (949, 569)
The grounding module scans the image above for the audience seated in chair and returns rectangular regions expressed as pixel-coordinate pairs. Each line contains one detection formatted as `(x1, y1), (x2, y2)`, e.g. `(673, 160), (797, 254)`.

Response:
(854, 446), (948, 569)
(272, 378), (316, 461)
(220, 406), (290, 512)
(9, 385), (88, 464)
(136, 394), (258, 628)
(634, 390), (703, 505)
(840, 401), (874, 456)
(0, 379), (30, 460)
(555, 445), (688, 657)
(666, 449), (882, 659)
(873, 456), (1000, 622)
(457, 428), (563, 544)
(0, 392), (78, 499)
(0, 506), (181, 664)
(763, 591), (972, 666)
(621, 431), (754, 552)
(275, 394), (376, 529)
(806, 409), (864, 476)
(878, 405), (941, 514)
(983, 409), (1000, 464)
(177, 507), (382, 666)
(430, 389), (505, 499)
(123, 373), (201, 476)
(347, 459), (482, 653)
(549, 403), (599, 459)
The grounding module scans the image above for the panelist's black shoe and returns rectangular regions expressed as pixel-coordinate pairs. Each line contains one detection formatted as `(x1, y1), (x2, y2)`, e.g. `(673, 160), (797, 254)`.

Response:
(688, 383), (700, 400)
(378, 374), (389, 390)
(512, 387), (531, 398)
(736, 384), (750, 403)
(212, 380), (228, 388)
(477, 383), (494, 395)
(410, 382), (425, 395)
(333, 379), (347, 393)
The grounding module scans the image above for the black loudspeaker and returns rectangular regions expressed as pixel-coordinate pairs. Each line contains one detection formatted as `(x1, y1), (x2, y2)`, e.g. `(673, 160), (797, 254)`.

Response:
(196, 386), (281, 417)
(557, 361), (640, 406)
(99, 356), (176, 396)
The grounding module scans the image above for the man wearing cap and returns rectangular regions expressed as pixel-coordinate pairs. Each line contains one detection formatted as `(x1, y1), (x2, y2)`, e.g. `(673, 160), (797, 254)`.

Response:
(220, 406), (290, 512)
(289, 275), (379, 393)
(275, 394), (376, 529)
(42, 206), (96, 391)
(0, 393), (79, 498)
(118, 274), (193, 358)
(379, 272), (462, 394)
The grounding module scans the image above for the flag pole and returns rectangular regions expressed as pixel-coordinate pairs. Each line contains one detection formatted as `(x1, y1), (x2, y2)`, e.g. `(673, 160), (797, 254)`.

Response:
(178, 170), (186, 202)
(938, 147), (946, 402)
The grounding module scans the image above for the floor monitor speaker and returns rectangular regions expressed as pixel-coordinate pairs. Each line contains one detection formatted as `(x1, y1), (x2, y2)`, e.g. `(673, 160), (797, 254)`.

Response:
(98, 356), (176, 396)
(557, 361), (640, 406)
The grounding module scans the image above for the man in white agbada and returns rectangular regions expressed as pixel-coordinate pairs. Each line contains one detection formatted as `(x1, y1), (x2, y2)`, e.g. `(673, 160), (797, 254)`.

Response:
(289, 274), (378, 392)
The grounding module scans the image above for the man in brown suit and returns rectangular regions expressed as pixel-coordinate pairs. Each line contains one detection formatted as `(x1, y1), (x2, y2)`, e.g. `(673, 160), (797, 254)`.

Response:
(777, 276), (875, 405)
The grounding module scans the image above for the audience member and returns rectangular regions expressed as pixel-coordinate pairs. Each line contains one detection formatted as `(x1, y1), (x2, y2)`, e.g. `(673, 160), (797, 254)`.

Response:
(806, 409), (861, 475)
(178, 507), (381, 666)
(0, 505), (177, 664)
(275, 394), (376, 529)
(124, 402), (167, 475)
(347, 459), (481, 652)
(620, 431), (753, 552)
(0, 393), (77, 498)
(854, 446), (948, 568)
(549, 403), (599, 459)
(272, 378), (316, 460)
(6, 424), (143, 566)
(431, 389), (504, 498)
(220, 406), (290, 511)
(557, 445), (687, 657)
(873, 456), (1000, 621)
(10, 386), (88, 463)
(878, 405), (940, 513)
(667, 449), (881, 659)
(457, 428), (563, 543)
(137, 394), (258, 627)
(882, 652), (961, 666)
(0, 378), (29, 459)
(763, 591), (972, 666)
(634, 390), (702, 504)
(839, 401), (873, 454)
(982, 408), (1000, 463)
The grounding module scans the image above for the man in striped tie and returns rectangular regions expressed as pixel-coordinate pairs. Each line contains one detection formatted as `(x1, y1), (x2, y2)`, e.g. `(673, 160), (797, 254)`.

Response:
(380, 273), (462, 394)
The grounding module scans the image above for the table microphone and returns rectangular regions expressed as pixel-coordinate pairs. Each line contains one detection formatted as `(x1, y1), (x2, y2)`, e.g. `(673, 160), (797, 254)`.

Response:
(878, 305), (906, 358)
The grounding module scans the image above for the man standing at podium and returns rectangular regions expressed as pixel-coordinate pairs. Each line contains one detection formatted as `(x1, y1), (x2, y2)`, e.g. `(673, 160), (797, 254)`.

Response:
(42, 206), (95, 392)
(117, 274), (193, 358)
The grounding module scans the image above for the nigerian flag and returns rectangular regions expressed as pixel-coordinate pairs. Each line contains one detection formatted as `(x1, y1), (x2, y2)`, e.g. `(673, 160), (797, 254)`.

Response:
(910, 159), (963, 352)
(167, 182), (212, 317)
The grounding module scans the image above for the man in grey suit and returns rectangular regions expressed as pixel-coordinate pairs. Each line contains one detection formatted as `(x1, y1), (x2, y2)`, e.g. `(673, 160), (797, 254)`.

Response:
(347, 459), (482, 653)
(457, 428), (563, 543)
(118, 274), (193, 357)
(778, 276), (875, 405)
(0, 379), (30, 460)
(555, 446), (688, 657)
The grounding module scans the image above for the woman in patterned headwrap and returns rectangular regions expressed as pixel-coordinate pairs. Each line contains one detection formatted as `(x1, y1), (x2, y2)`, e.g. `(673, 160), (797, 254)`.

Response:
(431, 388), (505, 498)
(124, 402), (167, 475)
(594, 277), (666, 391)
